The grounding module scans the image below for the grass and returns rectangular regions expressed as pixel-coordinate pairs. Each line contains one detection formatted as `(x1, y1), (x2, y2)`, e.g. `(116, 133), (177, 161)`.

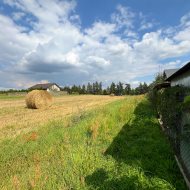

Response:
(0, 94), (25, 100)
(0, 95), (124, 139)
(0, 95), (186, 189)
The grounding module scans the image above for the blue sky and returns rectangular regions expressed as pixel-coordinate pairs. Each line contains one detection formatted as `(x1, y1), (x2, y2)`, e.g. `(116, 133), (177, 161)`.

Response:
(0, 0), (190, 89)
(77, 0), (190, 27)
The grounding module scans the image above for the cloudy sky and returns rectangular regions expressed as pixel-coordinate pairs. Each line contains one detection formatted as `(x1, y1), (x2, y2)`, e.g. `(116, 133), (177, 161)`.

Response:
(0, 0), (190, 89)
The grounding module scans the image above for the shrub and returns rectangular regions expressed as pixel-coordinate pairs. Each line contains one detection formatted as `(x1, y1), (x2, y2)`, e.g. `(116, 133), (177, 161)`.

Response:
(148, 85), (190, 153)
(182, 95), (190, 111)
(156, 87), (183, 129)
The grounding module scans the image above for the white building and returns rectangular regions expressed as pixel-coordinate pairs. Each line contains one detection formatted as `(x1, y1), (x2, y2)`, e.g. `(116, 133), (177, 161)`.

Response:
(29, 83), (61, 91)
(166, 62), (190, 87)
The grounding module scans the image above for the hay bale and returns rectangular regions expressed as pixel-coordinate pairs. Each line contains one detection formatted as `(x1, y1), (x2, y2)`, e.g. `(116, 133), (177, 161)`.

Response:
(25, 90), (53, 109)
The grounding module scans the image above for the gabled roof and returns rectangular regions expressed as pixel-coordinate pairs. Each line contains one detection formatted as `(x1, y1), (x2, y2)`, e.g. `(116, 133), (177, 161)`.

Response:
(29, 83), (60, 90)
(167, 62), (190, 81)
(164, 69), (179, 79)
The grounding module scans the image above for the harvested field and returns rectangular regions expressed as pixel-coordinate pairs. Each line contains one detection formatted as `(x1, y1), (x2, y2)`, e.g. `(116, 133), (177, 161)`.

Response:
(0, 96), (186, 189)
(0, 95), (124, 139)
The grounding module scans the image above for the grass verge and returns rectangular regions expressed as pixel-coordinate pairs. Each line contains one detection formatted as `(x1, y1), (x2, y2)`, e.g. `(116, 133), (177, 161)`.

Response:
(0, 96), (186, 189)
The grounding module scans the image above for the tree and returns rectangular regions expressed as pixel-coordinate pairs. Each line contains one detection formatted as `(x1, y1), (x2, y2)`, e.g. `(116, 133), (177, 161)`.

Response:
(106, 86), (110, 95)
(78, 85), (82, 94)
(71, 85), (79, 94)
(98, 82), (102, 94)
(110, 82), (116, 94)
(149, 73), (165, 90)
(87, 83), (92, 94)
(142, 82), (149, 93)
(124, 83), (131, 95)
(81, 85), (86, 94)
(115, 82), (123, 95)
(94, 81), (99, 94)
(102, 89), (108, 95)
(62, 86), (71, 94)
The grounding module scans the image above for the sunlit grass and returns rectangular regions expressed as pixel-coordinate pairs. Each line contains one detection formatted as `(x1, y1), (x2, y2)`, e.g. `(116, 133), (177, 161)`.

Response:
(0, 94), (25, 100)
(0, 95), (124, 139)
(0, 96), (186, 189)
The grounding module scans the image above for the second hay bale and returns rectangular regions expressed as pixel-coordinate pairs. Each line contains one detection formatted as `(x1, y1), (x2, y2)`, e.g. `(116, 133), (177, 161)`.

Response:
(25, 90), (53, 109)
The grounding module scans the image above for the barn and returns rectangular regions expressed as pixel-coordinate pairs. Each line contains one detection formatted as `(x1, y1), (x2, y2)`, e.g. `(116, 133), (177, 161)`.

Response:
(29, 83), (61, 92)
(166, 62), (190, 87)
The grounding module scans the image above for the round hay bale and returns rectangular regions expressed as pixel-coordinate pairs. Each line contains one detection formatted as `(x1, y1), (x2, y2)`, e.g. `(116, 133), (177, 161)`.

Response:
(25, 90), (53, 109)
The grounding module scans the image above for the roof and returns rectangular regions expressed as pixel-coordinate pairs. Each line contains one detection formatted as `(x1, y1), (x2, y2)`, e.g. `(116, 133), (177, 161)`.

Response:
(164, 69), (179, 79)
(153, 82), (171, 90)
(167, 62), (190, 81)
(29, 83), (60, 90)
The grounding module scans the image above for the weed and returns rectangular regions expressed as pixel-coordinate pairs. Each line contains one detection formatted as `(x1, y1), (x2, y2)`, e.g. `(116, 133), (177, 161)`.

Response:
(23, 132), (38, 142)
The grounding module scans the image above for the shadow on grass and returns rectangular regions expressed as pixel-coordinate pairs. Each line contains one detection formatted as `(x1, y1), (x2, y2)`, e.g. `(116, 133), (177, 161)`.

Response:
(85, 100), (186, 190)
(86, 168), (138, 190)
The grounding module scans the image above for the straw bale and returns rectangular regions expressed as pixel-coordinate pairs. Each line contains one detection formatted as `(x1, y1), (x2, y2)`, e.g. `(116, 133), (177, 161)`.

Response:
(25, 90), (53, 109)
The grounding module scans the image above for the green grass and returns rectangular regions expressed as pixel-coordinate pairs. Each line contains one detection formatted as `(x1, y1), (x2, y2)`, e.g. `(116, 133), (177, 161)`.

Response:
(0, 94), (25, 100)
(0, 96), (186, 189)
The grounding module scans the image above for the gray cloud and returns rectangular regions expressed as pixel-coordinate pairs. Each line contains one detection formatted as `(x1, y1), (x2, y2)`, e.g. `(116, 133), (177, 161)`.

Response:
(0, 1), (190, 89)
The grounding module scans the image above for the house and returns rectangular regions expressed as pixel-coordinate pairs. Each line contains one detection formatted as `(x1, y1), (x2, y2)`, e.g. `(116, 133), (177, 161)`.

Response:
(154, 61), (190, 89)
(166, 62), (190, 186)
(166, 62), (190, 87)
(153, 69), (179, 90)
(163, 68), (179, 80)
(29, 83), (61, 92)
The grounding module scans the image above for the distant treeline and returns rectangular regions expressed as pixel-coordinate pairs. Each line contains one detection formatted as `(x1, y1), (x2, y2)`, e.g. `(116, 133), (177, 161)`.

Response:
(0, 89), (29, 94)
(0, 81), (149, 95)
(62, 81), (149, 95)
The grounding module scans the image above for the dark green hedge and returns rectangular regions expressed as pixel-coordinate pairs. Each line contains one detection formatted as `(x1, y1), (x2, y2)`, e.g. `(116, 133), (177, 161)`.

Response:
(157, 87), (186, 129)
(148, 86), (190, 153)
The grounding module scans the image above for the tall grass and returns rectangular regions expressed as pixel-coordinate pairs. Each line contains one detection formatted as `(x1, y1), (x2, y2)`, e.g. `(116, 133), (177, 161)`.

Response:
(0, 96), (186, 189)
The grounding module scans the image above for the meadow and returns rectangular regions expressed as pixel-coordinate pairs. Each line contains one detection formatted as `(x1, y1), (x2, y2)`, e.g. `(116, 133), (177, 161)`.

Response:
(0, 95), (187, 189)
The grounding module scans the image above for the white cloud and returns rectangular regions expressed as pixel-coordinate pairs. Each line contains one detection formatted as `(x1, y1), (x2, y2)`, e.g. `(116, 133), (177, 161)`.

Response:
(87, 56), (110, 67)
(180, 12), (190, 27)
(139, 12), (155, 31)
(85, 22), (116, 41)
(65, 51), (80, 65)
(140, 22), (154, 30)
(111, 4), (135, 29)
(1, 1), (190, 89)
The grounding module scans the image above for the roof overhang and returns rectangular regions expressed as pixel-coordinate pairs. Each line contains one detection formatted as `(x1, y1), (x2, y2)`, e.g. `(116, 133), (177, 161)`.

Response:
(153, 82), (171, 90)
(167, 62), (190, 81)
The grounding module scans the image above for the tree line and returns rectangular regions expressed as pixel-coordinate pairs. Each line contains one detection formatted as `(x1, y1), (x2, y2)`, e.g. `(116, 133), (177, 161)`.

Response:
(62, 81), (149, 95)
(0, 82), (149, 95)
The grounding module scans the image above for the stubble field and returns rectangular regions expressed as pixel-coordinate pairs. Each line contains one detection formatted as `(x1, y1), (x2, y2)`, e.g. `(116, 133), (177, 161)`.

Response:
(0, 95), (124, 140)
(0, 94), (186, 189)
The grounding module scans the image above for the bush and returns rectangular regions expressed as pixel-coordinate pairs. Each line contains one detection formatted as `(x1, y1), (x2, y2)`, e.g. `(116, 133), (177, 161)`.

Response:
(156, 87), (184, 129)
(182, 95), (190, 111)
(148, 85), (190, 153)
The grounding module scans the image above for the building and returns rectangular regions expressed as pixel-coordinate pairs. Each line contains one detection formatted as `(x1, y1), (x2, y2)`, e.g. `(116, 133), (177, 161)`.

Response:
(29, 83), (61, 92)
(166, 62), (190, 87)
(165, 61), (190, 185)
(163, 68), (179, 80)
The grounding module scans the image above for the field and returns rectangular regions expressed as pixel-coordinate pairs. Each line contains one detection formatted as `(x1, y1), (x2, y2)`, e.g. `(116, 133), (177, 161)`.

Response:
(0, 95), (186, 189)
(0, 95), (124, 140)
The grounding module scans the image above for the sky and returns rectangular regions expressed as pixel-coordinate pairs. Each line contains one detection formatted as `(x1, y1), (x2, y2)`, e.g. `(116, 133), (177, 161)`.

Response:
(0, 0), (190, 89)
